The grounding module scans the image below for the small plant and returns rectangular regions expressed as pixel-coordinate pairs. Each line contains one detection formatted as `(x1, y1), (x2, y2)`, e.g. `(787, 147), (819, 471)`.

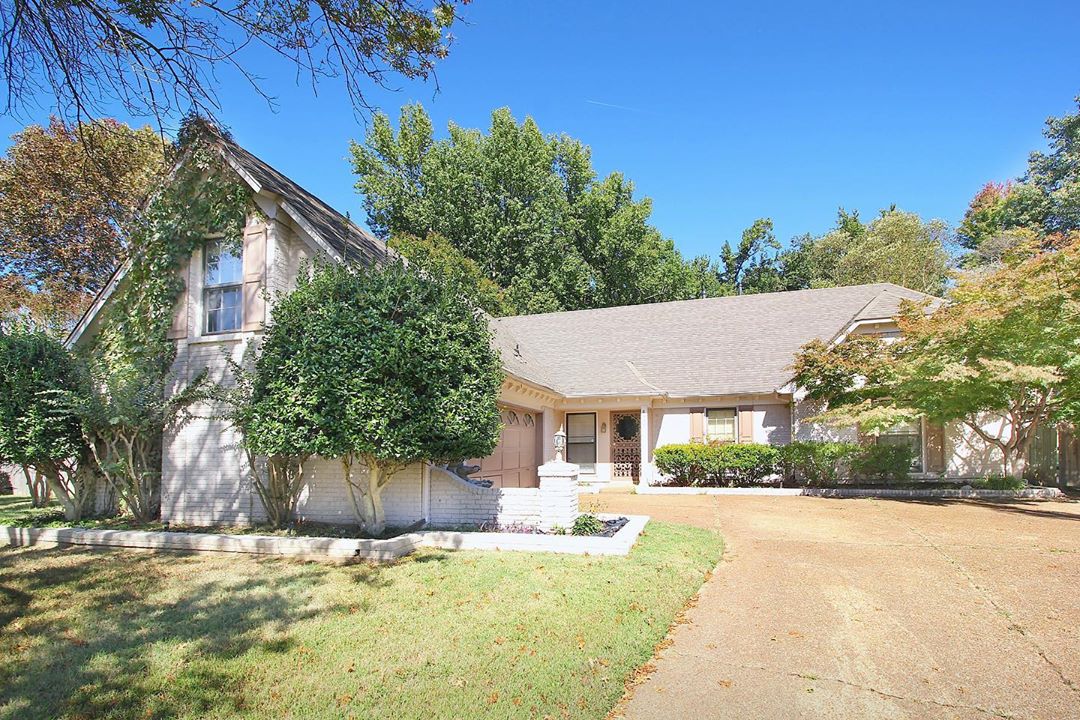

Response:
(550, 524), (567, 536)
(974, 474), (1026, 492)
(571, 513), (605, 536)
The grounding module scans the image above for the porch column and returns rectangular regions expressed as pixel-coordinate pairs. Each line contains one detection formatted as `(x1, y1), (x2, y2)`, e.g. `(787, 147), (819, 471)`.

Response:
(541, 407), (557, 464)
(639, 404), (652, 486)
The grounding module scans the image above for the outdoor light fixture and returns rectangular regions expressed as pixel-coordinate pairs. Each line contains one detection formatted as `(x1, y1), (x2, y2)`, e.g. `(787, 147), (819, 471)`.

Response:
(554, 429), (567, 462)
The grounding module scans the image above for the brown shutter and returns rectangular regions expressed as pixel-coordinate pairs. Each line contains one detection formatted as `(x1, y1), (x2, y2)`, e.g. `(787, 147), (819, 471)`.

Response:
(925, 421), (946, 473)
(242, 224), (267, 332)
(738, 405), (754, 443)
(167, 257), (190, 339)
(689, 407), (704, 443)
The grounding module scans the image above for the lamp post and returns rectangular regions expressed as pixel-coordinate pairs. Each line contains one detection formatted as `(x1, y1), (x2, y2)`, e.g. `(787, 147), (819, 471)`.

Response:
(554, 429), (567, 463)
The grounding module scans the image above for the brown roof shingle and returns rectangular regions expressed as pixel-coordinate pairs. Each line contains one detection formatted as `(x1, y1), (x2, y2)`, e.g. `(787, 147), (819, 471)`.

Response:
(492, 283), (936, 398)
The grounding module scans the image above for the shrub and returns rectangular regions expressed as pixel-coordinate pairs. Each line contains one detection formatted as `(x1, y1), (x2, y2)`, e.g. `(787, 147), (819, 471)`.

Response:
(850, 444), (915, 483)
(0, 331), (98, 520)
(654, 443), (708, 485)
(654, 442), (780, 487)
(974, 474), (1026, 492)
(777, 441), (860, 486)
(571, 513), (605, 536)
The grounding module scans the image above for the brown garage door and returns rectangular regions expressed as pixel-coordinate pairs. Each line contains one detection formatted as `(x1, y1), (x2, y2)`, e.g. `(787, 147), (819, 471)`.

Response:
(470, 406), (540, 488)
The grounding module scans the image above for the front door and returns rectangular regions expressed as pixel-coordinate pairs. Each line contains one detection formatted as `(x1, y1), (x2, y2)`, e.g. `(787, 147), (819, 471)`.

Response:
(611, 412), (641, 483)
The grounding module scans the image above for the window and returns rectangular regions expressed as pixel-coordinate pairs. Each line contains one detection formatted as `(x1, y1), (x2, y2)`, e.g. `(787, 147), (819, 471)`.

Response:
(878, 420), (923, 472)
(705, 408), (737, 444)
(204, 238), (243, 333)
(566, 412), (596, 473)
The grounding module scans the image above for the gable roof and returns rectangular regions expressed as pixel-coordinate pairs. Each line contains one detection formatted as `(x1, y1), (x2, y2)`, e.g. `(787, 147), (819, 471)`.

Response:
(219, 138), (391, 266)
(491, 283), (937, 398)
(68, 129), (390, 347)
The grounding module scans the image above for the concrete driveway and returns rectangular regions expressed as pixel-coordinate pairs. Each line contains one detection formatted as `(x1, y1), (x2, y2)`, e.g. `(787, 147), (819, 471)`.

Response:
(592, 493), (1080, 720)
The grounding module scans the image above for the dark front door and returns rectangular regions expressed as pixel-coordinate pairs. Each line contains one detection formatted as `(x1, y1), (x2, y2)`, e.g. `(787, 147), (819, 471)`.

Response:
(611, 412), (641, 483)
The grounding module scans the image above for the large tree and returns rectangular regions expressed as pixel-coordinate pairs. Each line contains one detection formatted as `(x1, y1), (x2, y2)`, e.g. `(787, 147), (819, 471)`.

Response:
(958, 97), (1080, 265)
(0, 117), (168, 329)
(792, 233), (1079, 479)
(0, 330), (97, 519)
(243, 260), (503, 534)
(0, 0), (464, 125)
(350, 104), (697, 314)
(781, 208), (952, 295)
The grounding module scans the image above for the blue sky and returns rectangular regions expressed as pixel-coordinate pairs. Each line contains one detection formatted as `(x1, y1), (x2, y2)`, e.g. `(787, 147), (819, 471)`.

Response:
(2, 0), (1079, 258)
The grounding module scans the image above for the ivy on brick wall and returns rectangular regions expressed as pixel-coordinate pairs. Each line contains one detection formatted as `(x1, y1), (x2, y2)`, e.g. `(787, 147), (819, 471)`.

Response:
(89, 117), (252, 380)
(76, 116), (254, 522)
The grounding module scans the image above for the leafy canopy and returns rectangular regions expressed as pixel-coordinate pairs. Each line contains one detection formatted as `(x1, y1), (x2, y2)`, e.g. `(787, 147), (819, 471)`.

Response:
(792, 233), (1079, 476)
(350, 104), (698, 314)
(958, 96), (1080, 264)
(242, 260), (503, 466)
(0, 330), (85, 468)
(0, 117), (168, 330)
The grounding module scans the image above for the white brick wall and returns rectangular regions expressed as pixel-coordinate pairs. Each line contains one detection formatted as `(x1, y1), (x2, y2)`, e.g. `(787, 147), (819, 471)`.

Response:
(427, 468), (541, 527)
(296, 458), (423, 527)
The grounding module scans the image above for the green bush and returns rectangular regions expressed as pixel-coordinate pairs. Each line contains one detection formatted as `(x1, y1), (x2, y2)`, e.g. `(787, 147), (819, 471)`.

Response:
(653, 443), (708, 485)
(974, 474), (1026, 492)
(850, 444), (914, 482)
(654, 442), (780, 487)
(776, 442), (860, 486)
(571, 513), (605, 536)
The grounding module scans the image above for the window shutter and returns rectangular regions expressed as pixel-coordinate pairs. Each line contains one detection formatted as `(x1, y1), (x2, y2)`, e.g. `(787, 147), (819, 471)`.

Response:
(242, 224), (267, 332)
(689, 407), (704, 443)
(738, 406), (754, 443)
(167, 257), (190, 339)
(925, 421), (946, 473)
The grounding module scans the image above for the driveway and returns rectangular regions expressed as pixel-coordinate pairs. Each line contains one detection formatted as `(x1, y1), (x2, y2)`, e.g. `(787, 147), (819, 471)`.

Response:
(592, 493), (1080, 720)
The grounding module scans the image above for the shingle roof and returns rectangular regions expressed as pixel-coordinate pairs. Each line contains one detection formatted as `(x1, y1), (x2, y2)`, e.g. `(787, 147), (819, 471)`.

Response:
(219, 137), (392, 266)
(491, 283), (936, 398)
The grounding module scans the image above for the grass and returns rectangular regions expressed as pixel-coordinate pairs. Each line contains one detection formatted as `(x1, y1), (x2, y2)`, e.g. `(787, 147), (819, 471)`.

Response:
(0, 517), (721, 720)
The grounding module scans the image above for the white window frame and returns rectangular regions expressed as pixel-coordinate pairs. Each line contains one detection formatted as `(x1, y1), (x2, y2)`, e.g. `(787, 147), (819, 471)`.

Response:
(705, 407), (738, 444)
(203, 237), (244, 334)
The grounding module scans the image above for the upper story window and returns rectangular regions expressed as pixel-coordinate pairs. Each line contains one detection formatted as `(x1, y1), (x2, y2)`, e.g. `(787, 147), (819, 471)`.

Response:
(706, 408), (737, 443)
(204, 238), (243, 333)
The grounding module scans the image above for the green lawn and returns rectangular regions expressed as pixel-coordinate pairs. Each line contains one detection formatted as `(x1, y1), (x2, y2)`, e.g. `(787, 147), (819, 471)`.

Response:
(0, 515), (721, 720)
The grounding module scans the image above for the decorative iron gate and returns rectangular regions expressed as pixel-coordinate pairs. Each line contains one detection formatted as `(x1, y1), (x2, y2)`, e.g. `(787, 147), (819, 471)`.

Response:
(611, 412), (641, 482)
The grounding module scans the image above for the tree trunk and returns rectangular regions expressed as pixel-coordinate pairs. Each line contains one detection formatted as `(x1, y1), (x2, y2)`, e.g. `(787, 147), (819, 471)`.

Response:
(40, 466), (81, 522)
(367, 463), (387, 537)
(23, 466), (51, 507)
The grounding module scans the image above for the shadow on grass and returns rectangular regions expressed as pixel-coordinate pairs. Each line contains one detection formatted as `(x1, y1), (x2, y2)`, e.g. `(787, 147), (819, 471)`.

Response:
(0, 546), (345, 720)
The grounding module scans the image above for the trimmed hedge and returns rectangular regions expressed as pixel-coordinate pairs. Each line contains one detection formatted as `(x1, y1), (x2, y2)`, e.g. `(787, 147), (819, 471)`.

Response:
(653, 443), (780, 487)
(655, 440), (916, 487)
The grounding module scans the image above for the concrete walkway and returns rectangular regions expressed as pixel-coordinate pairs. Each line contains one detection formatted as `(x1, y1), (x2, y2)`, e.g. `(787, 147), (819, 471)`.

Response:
(593, 493), (1080, 720)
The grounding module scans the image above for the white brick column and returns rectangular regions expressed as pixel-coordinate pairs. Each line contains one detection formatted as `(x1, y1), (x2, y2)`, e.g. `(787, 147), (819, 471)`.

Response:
(538, 460), (579, 532)
(639, 404), (652, 486)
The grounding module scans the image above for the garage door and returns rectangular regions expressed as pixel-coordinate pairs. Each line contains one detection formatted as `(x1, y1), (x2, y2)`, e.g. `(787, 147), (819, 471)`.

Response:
(470, 406), (540, 488)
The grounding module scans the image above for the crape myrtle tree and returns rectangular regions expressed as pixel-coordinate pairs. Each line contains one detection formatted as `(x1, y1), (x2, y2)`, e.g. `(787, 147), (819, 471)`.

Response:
(215, 346), (311, 530)
(244, 260), (503, 534)
(0, 330), (97, 519)
(792, 233), (1080, 479)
